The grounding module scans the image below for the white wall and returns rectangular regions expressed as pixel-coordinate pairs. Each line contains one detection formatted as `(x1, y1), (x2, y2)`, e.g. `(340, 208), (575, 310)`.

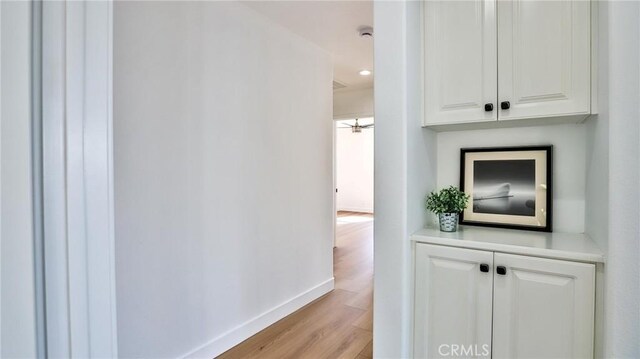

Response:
(0, 2), (38, 357)
(373, 2), (440, 356)
(604, 1), (640, 356)
(336, 127), (374, 213)
(373, 2), (441, 357)
(437, 124), (587, 233)
(587, 3), (611, 357)
(585, 0), (610, 253)
(405, 1), (439, 355)
(334, 87), (374, 120)
(113, 2), (334, 358)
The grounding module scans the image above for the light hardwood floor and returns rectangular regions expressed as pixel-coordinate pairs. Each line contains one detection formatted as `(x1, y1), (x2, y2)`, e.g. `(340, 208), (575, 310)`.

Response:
(218, 211), (373, 359)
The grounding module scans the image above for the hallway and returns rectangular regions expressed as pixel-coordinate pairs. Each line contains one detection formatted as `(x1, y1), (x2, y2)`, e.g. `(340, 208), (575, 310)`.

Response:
(218, 212), (373, 358)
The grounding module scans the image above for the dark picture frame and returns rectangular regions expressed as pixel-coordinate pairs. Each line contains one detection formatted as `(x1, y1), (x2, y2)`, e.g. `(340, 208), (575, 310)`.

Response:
(460, 146), (553, 232)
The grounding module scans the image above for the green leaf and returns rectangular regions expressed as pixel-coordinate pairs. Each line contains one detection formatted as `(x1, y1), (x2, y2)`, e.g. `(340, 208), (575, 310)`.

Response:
(424, 185), (470, 214)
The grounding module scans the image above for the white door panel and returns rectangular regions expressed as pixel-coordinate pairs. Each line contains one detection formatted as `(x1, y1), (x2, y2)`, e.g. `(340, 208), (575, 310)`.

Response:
(492, 253), (595, 359)
(424, 0), (497, 126)
(498, 0), (590, 120)
(414, 244), (494, 358)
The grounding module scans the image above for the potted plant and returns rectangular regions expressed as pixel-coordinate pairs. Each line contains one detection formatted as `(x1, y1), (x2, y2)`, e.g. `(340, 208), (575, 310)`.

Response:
(425, 186), (470, 232)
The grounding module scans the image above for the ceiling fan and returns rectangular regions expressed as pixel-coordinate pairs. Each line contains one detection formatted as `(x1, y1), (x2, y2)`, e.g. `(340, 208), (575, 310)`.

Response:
(337, 118), (374, 133)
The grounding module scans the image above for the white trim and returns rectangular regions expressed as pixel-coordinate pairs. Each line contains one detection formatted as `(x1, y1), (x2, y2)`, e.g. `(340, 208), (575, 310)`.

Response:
(0, 5), (3, 355)
(337, 207), (374, 214)
(333, 121), (337, 248)
(41, 1), (117, 356)
(179, 278), (335, 359)
(30, 1), (47, 356)
(83, 1), (118, 356)
(42, 1), (72, 355)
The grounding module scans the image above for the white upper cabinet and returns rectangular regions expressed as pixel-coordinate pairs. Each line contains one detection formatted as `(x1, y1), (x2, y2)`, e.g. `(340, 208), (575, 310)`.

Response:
(424, 0), (497, 125)
(423, 0), (592, 127)
(492, 253), (595, 359)
(497, 0), (591, 121)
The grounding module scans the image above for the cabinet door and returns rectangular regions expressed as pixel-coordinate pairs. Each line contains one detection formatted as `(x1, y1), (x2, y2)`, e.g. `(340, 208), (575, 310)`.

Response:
(414, 244), (493, 358)
(423, 0), (497, 126)
(497, 0), (591, 121)
(492, 253), (595, 359)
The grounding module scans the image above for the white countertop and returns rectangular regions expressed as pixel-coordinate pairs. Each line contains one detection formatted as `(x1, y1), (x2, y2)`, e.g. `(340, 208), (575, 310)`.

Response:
(411, 226), (605, 263)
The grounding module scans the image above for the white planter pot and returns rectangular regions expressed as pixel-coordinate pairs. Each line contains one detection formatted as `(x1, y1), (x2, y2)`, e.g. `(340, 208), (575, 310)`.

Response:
(438, 213), (459, 232)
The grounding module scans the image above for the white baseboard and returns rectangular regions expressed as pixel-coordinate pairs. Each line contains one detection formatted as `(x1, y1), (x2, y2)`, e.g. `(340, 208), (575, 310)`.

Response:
(179, 277), (335, 359)
(337, 206), (374, 214)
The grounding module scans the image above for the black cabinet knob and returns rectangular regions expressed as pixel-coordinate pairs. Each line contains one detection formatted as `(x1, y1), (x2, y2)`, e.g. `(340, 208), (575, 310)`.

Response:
(480, 263), (490, 273)
(496, 266), (507, 275)
(484, 103), (493, 112)
(501, 101), (511, 110)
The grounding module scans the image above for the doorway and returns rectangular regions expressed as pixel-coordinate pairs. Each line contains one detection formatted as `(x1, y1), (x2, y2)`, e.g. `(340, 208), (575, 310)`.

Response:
(335, 118), (374, 216)
(334, 116), (375, 247)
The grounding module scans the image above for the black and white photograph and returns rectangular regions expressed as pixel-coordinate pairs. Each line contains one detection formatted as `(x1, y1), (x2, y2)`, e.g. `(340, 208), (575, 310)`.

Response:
(472, 159), (536, 217)
(460, 146), (553, 232)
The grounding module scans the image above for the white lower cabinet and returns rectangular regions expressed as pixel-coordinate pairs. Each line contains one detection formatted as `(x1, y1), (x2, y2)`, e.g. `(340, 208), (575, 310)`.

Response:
(492, 253), (595, 359)
(414, 244), (494, 358)
(414, 243), (596, 359)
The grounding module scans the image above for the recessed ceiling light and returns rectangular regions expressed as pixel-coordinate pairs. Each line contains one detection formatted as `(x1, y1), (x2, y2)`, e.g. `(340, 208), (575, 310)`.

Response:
(359, 69), (372, 76)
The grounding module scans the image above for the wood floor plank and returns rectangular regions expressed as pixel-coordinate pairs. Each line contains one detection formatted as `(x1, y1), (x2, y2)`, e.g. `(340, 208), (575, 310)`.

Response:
(346, 285), (373, 311)
(258, 306), (365, 359)
(357, 339), (373, 359)
(316, 327), (372, 359)
(218, 212), (373, 359)
(354, 307), (373, 332)
(217, 290), (356, 359)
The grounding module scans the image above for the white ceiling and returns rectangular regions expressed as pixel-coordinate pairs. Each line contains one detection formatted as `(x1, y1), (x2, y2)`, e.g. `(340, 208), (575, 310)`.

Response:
(242, 1), (373, 91)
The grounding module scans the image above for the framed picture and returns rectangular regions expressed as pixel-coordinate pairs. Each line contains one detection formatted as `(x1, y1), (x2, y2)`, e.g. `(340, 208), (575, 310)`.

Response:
(460, 146), (553, 232)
